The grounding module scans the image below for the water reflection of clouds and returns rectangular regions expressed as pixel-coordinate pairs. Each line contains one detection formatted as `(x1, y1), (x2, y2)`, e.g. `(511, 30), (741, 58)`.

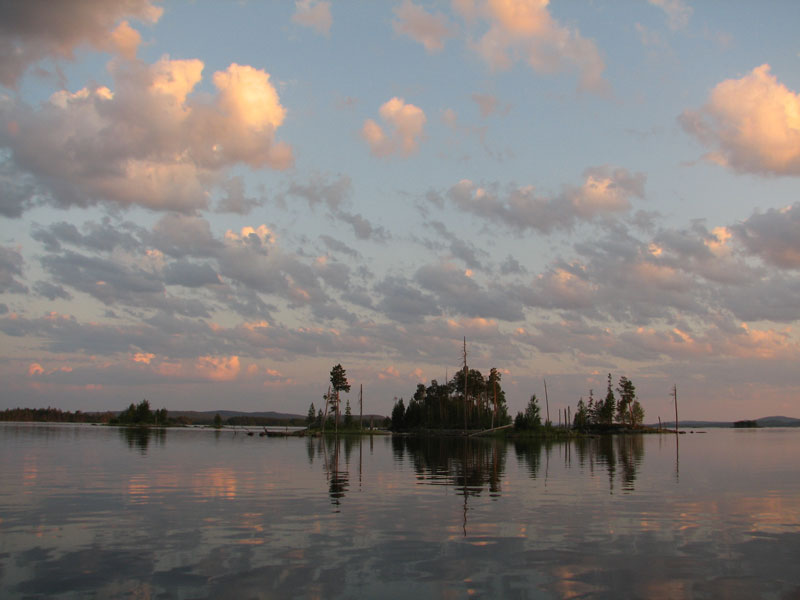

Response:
(5, 425), (800, 599)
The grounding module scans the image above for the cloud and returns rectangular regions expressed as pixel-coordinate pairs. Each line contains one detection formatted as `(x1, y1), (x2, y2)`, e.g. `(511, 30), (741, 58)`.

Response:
(680, 64), (800, 176)
(444, 166), (645, 234)
(0, 0), (162, 87)
(216, 176), (260, 214)
(33, 281), (73, 301)
(392, 1), (455, 52)
(362, 97), (426, 157)
(0, 57), (292, 214)
(471, 93), (500, 117)
(286, 174), (351, 210)
(196, 355), (241, 381)
(0, 245), (28, 293)
(291, 0), (332, 36)
(734, 203), (800, 269)
(647, 0), (692, 30)
(416, 262), (525, 321)
(459, 0), (607, 93)
(151, 214), (221, 258)
(374, 275), (440, 322)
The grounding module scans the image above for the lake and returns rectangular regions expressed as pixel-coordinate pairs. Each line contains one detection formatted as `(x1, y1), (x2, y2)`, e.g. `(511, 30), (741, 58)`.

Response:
(1, 424), (799, 599)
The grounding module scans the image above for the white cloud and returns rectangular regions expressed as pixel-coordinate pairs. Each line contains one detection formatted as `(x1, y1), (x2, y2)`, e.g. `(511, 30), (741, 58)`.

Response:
(292, 0), (332, 36)
(362, 97), (427, 157)
(680, 64), (800, 176)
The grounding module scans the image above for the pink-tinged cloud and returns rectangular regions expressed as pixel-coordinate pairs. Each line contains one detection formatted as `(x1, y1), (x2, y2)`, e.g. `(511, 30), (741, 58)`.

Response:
(392, 1), (456, 53)
(0, 0), (162, 87)
(461, 0), (607, 92)
(195, 355), (241, 381)
(0, 57), (292, 213)
(680, 64), (800, 176)
(378, 366), (402, 380)
(28, 363), (44, 376)
(132, 352), (155, 364)
(292, 0), (332, 36)
(362, 97), (427, 157)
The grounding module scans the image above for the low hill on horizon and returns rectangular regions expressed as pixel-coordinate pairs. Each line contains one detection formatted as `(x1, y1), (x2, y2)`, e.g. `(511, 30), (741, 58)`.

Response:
(651, 415), (800, 428)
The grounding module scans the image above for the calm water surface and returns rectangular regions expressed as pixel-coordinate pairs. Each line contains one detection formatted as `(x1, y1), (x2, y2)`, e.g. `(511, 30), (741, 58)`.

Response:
(1, 424), (799, 599)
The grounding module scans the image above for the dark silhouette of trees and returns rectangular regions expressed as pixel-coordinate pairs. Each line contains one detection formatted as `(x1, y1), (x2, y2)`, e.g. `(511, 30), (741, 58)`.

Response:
(573, 374), (645, 430)
(329, 364), (350, 432)
(389, 368), (511, 431)
(514, 395), (542, 431)
(113, 399), (167, 426)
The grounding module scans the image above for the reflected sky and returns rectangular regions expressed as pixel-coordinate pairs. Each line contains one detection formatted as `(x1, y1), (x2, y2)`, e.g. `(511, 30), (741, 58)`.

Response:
(1, 424), (800, 598)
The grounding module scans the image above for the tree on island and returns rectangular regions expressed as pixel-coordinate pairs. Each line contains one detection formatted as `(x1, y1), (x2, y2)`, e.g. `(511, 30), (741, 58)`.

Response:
(306, 402), (316, 427)
(514, 395), (542, 431)
(574, 374), (645, 430)
(389, 367), (510, 431)
(329, 364), (351, 433)
(113, 399), (167, 426)
(599, 374), (616, 425)
(573, 397), (589, 430)
(344, 399), (353, 428)
(213, 413), (223, 429)
(390, 398), (406, 431)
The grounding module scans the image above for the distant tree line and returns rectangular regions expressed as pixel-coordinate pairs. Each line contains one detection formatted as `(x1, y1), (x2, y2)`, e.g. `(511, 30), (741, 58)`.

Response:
(0, 407), (116, 423)
(227, 415), (308, 427)
(389, 367), (511, 431)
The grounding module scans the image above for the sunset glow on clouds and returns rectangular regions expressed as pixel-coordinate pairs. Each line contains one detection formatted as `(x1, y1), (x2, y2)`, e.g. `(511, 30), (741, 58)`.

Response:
(1, 1), (799, 420)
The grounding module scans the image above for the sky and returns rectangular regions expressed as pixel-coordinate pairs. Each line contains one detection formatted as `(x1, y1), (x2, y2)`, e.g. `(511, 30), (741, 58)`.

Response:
(1, 0), (799, 421)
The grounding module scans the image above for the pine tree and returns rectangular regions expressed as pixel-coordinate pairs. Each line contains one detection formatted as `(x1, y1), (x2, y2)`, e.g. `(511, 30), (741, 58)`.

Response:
(600, 374), (616, 425)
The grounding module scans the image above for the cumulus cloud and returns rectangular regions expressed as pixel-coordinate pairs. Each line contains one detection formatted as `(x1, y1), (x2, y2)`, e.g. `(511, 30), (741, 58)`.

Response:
(456, 0), (606, 93)
(291, 0), (332, 36)
(0, 0), (162, 87)
(362, 97), (426, 157)
(444, 166), (645, 234)
(0, 57), (292, 214)
(392, 1), (455, 52)
(680, 64), (800, 176)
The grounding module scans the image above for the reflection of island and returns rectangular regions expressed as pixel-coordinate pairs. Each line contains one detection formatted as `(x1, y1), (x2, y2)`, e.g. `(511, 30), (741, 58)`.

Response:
(516, 435), (645, 492)
(394, 436), (507, 498)
(119, 426), (165, 454)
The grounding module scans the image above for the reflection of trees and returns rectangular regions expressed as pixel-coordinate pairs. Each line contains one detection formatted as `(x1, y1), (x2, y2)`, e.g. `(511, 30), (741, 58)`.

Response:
(616, 435), (644, 491)
(395, 437), (507, 498)
(514, 435), (646, 492)
(119, 427), (165, 454)
(318, 436), (349, 507)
